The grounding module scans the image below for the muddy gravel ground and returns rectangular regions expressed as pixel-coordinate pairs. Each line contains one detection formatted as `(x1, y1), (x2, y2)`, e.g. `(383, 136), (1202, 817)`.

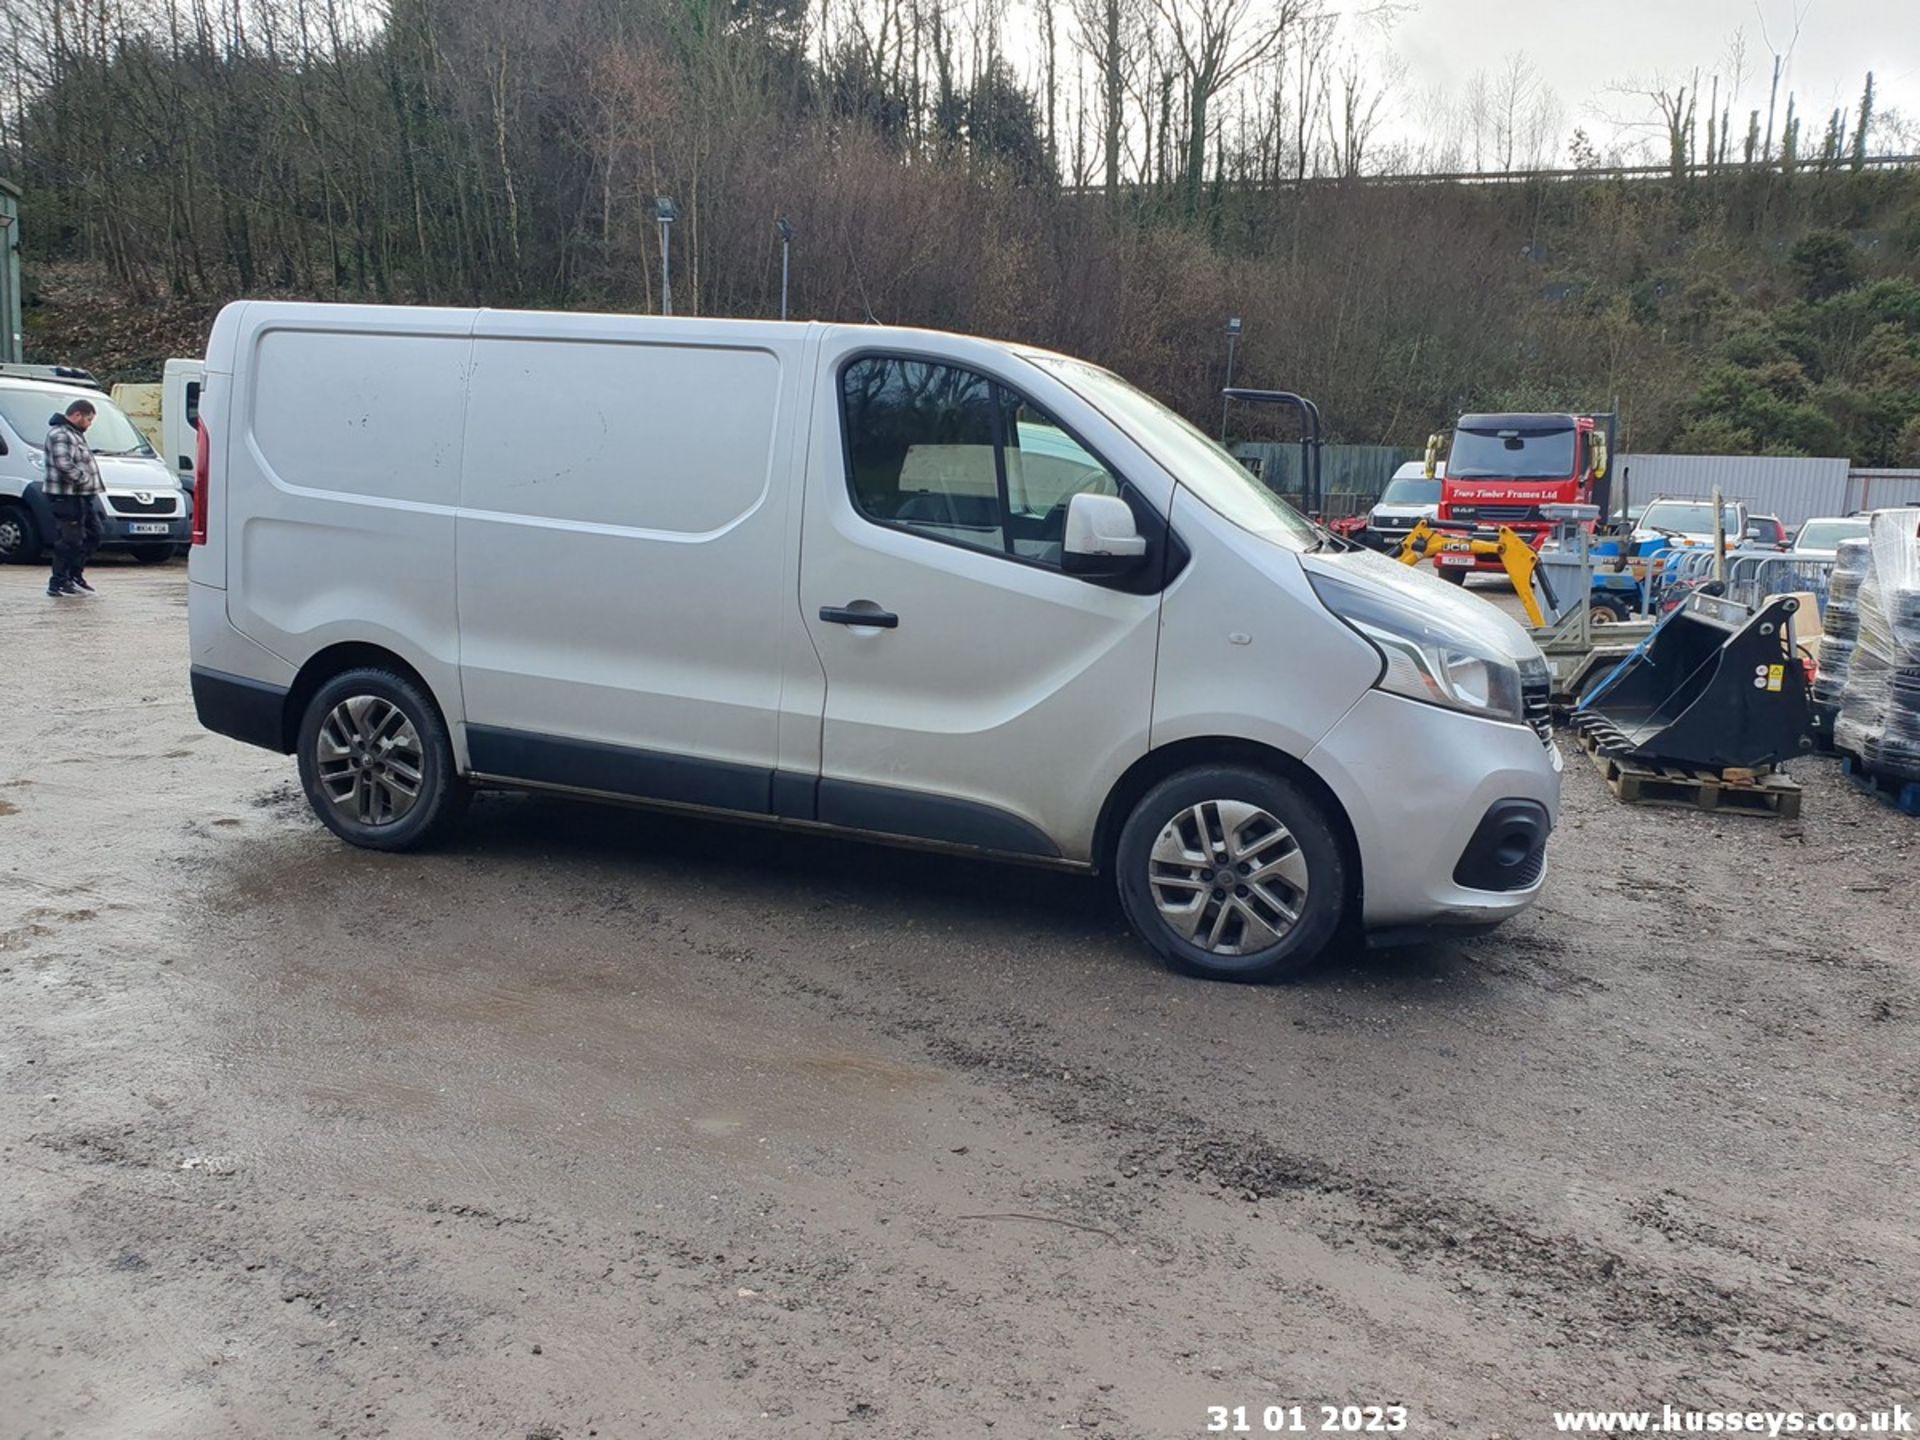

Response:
(3, 563), (1917, 1440)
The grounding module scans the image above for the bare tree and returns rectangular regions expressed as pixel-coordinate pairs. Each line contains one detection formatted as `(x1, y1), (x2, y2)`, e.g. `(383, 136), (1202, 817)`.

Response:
(1756, 0), (1809, 164)
(1069, 0), (1149, 196)
(1151, 0), (1311, 215)
(1325, 44), (1396, 179)
(1606, 75), (1696, 178)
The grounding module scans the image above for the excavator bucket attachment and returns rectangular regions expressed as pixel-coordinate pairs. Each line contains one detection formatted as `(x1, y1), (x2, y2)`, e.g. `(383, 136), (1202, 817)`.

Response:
(1573, 594), (1809, 770)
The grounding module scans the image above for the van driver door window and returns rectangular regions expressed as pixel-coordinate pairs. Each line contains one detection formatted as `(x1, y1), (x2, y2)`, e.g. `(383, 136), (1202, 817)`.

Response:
(839, 358), (1123, 571)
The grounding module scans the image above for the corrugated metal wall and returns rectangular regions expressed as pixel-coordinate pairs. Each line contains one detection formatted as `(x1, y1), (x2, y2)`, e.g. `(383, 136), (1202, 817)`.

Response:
(1612, 454), (1852, 526)
(1844, 470), (1920, 514)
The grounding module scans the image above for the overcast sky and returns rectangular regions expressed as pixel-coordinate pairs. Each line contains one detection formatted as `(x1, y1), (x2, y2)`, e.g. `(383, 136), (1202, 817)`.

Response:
(1378, 0), (1920, 162)
(994, 0), (1920, 172)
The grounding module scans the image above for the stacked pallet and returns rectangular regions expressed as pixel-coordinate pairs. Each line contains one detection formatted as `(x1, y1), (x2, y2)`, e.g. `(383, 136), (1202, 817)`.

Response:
(1569, 720), (1803, 819)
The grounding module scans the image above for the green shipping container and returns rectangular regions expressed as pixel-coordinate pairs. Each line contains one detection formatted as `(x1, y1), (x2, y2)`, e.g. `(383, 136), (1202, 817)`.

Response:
(0, 177), (20, 363)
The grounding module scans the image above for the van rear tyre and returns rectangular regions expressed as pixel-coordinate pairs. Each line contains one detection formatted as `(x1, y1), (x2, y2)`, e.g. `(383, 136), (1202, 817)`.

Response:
(296, 668), (468, 852)
(1116, 765), (1346, 983)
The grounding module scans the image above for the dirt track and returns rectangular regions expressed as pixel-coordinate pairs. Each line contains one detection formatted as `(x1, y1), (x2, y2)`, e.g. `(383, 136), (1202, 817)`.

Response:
(3, 562), (1917, 1440)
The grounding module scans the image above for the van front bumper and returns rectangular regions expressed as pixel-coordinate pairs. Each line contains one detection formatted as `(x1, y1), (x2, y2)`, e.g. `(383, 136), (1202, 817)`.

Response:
(96, 492), (193, 548)
(1304, 689), (1562, 935)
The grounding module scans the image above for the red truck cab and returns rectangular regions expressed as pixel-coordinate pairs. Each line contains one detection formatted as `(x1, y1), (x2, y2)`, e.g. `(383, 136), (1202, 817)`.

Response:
(1432, 412), (1613, 579)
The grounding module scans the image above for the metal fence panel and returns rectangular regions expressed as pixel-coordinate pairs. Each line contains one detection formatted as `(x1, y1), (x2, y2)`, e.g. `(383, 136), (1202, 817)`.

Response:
(1232, 442), (1417, 505)
(1725, 552), (1837, 611)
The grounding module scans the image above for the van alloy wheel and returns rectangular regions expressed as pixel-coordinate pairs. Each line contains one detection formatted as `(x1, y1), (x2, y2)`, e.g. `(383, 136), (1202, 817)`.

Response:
(314, 696), (426, 826)
(296, 667), (467, 852)
(1147, 799), (1310, 956)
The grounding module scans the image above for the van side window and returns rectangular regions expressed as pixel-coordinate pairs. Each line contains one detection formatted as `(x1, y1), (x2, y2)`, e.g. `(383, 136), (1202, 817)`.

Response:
(186, 380), (201, 431)
(840, 357), (1122, 569)
(842, 357), (1004, 555)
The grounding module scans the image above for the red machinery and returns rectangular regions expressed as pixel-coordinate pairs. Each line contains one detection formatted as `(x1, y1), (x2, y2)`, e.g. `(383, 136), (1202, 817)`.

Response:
(1426, 411), (1616, 582)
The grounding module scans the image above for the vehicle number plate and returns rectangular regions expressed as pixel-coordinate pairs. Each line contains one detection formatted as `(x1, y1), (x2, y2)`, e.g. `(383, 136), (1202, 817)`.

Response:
(1439, 553), (1474, 566)
(128, 523), (171, 536)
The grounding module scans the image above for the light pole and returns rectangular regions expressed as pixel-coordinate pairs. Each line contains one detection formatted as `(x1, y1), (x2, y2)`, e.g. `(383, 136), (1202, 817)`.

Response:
(1220, 316), (1243, 440)
(776, 218), (794, 321)
(654, 196), (680, 316)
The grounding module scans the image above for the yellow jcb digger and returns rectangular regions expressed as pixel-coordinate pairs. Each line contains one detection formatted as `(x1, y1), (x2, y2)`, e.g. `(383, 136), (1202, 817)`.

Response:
(1394, 519), (1555, 628)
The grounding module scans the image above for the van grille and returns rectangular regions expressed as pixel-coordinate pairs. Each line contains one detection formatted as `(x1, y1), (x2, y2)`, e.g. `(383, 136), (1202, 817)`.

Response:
(1521, 676), (1554, 744)
(106, 492), (182, 516)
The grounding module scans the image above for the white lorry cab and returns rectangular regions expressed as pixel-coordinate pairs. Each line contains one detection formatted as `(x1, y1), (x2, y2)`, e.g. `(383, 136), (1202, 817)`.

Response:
(187, 303), (1561, 981)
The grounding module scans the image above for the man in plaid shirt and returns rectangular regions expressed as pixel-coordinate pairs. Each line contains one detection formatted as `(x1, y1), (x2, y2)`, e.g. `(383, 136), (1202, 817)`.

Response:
(43, 398), (105, 597)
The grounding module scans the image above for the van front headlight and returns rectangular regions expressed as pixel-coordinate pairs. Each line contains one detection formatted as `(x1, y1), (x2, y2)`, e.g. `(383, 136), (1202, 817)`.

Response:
(1308, 573), (1527, 724)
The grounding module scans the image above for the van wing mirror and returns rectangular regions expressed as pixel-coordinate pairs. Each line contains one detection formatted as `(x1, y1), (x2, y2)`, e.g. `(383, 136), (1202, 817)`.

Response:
(1062, 492), (1147, 576)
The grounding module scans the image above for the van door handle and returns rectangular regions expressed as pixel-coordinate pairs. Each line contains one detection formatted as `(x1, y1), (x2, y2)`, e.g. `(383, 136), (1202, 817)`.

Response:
(819, 605), (898, 629)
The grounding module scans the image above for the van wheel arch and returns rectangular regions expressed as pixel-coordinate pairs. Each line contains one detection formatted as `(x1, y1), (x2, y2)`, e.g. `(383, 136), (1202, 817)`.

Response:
(1095, 738), (1362, 915)
(283, 644), (447, 755)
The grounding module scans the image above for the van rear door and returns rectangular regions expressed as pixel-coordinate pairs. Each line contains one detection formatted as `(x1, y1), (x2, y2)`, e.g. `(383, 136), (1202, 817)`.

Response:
(163, 358), (205, 484)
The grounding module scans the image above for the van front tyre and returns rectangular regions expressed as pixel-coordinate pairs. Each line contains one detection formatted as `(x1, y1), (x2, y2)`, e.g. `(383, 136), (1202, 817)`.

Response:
(296, 668), (467, 852)
(0, 504), (40, 564)
(1116, 766), (1346, 983)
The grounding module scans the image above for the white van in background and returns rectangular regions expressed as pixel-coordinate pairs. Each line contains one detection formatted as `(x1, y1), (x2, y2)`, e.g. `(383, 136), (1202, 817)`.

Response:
(187, 303), (1560, 981)
(0, 375), (192, 564)
(111, 358), (205, 489)
(1364, 461), (1443, 550)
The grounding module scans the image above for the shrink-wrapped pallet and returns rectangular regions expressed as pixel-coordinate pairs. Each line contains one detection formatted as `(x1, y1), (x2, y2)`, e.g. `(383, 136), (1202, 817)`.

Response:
(1834, 510), (1920, 779)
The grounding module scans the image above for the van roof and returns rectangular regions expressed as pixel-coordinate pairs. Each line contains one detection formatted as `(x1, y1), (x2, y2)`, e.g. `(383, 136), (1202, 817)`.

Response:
(204, 301), (1081, 372)
(0, 374), (110, 401)
(0, 363), (103, 390)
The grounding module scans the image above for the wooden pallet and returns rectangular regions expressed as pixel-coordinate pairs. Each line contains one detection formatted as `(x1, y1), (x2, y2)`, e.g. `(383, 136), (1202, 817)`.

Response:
(1839, 751), (1920, 817)
(1573, 726), (1803, 819)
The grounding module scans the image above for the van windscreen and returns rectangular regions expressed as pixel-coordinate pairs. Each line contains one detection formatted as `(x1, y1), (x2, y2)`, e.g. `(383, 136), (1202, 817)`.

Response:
(1380, 476), (1442, 506)
(0, 387), (155, 457)
(1027, 354), (1317, 552)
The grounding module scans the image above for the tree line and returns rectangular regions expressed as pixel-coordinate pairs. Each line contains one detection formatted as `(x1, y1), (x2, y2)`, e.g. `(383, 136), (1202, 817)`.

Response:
(2, 0), (1918, 463)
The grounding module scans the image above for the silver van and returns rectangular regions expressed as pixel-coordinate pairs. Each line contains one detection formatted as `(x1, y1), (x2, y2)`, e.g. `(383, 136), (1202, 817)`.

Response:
(188, 303), (1560, 980)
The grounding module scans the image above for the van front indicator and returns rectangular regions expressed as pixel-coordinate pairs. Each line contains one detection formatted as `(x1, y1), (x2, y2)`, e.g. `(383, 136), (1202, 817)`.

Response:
(1307, 572), (1526, 724)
